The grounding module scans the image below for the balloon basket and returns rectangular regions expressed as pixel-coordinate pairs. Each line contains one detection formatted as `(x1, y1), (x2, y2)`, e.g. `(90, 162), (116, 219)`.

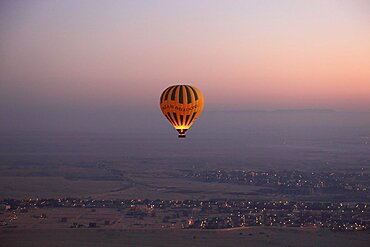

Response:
(177, 129), (187, 138)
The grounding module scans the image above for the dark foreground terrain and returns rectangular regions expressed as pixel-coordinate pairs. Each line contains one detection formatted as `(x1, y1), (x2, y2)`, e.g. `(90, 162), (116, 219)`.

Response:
(1, 228), (369, 247)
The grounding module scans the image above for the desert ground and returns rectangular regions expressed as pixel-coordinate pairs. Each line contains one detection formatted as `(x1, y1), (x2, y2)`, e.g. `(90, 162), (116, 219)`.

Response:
(1, 227), (369, 247)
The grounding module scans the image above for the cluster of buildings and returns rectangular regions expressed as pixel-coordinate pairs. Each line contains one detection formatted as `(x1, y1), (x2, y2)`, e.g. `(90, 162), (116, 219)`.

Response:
(183, 169), (369, 195)
(186, 201), (368, 231)
(1, 198), (368, 231)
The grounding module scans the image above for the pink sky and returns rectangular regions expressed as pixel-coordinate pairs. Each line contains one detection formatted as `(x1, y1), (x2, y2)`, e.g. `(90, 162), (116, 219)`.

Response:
(1, 0), (369, 112)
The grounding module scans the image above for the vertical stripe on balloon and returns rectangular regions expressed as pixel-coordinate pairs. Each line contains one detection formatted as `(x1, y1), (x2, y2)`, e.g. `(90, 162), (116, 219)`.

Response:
(179, 86), (184, 104)
(187, 112), (197, 125)
(164, 86), (173, 101)
(185, 114), (190, 125)
(171, 86), (179, 101)
(167, 112), (175, 125)
(185, 86), (192, 103)
(172, 112), (179, 125)
(165, 115), (174, 125)
(189, 86), (198, 100)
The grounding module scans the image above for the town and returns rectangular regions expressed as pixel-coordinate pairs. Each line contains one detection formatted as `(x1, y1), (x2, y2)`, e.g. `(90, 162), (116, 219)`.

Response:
(183, 169), (369, 196)
(1, 198), (368, 232)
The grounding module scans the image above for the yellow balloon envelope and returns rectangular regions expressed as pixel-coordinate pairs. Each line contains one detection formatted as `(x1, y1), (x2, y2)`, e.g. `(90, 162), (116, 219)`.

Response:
(160, 85), (204, 138)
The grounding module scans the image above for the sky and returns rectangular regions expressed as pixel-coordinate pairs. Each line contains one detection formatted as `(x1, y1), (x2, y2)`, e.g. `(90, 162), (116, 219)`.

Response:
(0, 0), (369, 132)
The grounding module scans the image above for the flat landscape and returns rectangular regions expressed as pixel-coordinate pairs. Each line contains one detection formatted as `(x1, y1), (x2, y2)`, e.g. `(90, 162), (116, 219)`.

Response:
(1, 228), (369, 247)
(1, 112), (370, 246)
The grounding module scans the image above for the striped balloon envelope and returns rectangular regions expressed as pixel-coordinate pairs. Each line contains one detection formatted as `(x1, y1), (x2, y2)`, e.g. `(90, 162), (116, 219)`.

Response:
(160, 85), (204, 138)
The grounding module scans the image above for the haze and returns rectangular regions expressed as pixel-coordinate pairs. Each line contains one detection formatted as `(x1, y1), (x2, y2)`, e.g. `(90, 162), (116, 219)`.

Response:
(0, 0), (369, 134)
(1, 3), (370, 245)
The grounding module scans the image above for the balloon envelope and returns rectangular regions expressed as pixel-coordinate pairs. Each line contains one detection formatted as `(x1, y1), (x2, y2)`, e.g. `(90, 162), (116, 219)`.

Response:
(160, 85), (204, 138)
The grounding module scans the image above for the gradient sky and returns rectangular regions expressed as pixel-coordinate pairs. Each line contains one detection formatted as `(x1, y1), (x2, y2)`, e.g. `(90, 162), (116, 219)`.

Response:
(0, 0), (369, 127)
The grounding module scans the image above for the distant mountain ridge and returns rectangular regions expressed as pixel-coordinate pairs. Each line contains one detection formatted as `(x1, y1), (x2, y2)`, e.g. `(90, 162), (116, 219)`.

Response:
(213, 109), (336, 113)
(273, 109), (336, 113)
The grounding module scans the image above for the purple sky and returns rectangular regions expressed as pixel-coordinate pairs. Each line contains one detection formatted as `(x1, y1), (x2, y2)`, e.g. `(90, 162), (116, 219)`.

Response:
(0, 1), (369, 132)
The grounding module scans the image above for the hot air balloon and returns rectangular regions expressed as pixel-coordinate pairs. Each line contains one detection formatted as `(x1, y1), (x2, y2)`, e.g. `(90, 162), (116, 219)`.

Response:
(160, 85), (204, 138)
